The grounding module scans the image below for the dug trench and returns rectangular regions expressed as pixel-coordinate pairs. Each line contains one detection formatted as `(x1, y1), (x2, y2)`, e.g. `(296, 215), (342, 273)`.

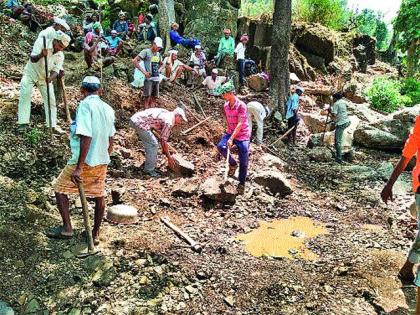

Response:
(0, 20), (418, 315)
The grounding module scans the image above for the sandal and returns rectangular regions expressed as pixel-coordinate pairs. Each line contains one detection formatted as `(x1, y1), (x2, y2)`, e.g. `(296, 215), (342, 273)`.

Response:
(81, 230), (100, 246)
(45, 226), (73, 239)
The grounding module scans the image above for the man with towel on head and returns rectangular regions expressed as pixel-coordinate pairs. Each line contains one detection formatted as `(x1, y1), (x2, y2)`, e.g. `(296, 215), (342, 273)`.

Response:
(17, 30), (70, 131)
(47, 76), (116, 245)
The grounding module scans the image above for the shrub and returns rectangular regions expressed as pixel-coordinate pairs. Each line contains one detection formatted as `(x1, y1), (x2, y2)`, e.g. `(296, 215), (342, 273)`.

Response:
(365, 77), (410, 113)
(293, 0), (349, 30)
(401, 78), (420, 106)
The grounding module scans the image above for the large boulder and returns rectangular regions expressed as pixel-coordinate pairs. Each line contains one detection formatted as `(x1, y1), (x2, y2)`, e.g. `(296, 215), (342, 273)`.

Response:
(201, 176), (237, 203)
(300, 112), (333, 134)
(352, 34), (376, 66)
(253, 170), (293, 197)
(308, 116), (360, 153)
(291, 23), (337, 65)
(289, 44), (317, 81)
(346, 102), (385, 123)
(354, 105), (420, 150)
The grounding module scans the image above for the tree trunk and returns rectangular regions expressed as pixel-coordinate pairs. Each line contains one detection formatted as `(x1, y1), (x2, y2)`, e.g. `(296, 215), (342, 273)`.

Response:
(406, 40), (418, 78)
(269, 0), (292, 115)
(158, 0), (176, 53)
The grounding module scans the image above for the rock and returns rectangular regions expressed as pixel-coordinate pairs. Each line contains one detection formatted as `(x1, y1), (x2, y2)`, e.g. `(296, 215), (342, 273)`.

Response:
(352, 34), (376, 66)
(170, 154), (195, 177)
(290, 72), (301, 84)
(111, 187), (126, 205)
(248, 74), (269, 92)
(106, 205), (138, 225)
(0, 301), (14, 315)
(62, 250), (74, 259)
(352, 45), (368, 73)
(84, 256), (116, 287)
(308, 116), (360, 154)
(300, 112), (332, 134)
(172, 179), (197, 197)
(223, 295), (235, 307)
(253, 170), (293, 197)
(201, 176), (237, 203)
(292, 22), (336, 64)
(291, 230), (305, 238)
(300, 50), (327, 73)
(289, 44), (316, 81)
(260, 153), (286, 171)
(346, 102), (384, 123)
(23, 298), (40, 314)
(354, 105), (420, 150)
(308, 147), (333, 162)
(185, 285), (197, 295)
(159, 198), (171, 207)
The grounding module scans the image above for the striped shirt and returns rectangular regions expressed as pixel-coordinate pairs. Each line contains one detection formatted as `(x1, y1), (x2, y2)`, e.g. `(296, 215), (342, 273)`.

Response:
(224, 98), (250, 141)
(130, 108), (174, 141)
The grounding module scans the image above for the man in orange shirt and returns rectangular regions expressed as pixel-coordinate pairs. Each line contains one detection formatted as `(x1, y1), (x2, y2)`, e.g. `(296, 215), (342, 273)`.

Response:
(382, 115), (420, 313)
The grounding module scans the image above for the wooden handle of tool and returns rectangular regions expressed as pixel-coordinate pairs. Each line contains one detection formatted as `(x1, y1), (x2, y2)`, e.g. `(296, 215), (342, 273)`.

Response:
(43, 36), (52, 131)
(224, 147), (230, 182)
(160, 216), (198, 247)
(59, 77), (72, 124)
(77, 182), (95, 251)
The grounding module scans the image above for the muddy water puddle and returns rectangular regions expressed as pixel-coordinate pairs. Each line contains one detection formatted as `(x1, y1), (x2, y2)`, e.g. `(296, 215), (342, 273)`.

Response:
(237, 216), (328, 260)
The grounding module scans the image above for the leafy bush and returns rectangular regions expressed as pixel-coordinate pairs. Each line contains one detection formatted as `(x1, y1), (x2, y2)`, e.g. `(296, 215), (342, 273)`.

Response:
(293, 0), (349, 30)
(240, 0), (273, 17)
(365, 77), (411, 113)
(401, 78), (420, 106)
(25, 128), (41, 146)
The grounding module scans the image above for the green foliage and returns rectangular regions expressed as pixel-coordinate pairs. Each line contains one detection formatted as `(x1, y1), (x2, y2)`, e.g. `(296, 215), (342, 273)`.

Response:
(293, 0), (349, 30)
(25, 128), (41, 146)
(353, 9), (390, 51)
(394, 0), (420, 52)
(401, 78), (420, 106)
(240, 0), (273, 17)
(365, 77), (412, 113)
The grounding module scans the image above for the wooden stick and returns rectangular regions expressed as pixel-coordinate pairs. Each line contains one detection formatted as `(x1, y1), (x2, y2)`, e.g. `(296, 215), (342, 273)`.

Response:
(59, 77), (72, 123)
(181, 116), (211, 135)
(192, 93), (206, 117)
(224, 147), (230, 182)
(270, 126), (296, 146)
(160, 216), (202, 253)
(77, 182), (95, 252)
(183, 103), (201, 122)
(43, 36), (52, 134)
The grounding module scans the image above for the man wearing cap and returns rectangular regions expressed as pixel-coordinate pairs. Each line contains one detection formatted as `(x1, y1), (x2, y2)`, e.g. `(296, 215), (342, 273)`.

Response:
(247, 101), (270, 145)
(202, 69), (227, 95)
(161, 50), (194, 82)
(113, 11), (129, 39)
(133, 37), (163, 109)
(214, 80), (250, 193)
(47, 76), (116, 244)
(235, 34), (249, 86)
(190, 45), (207, 79)
(329, 92), (350, 163)
(130, 107), (187, 177)
(285, 87), (304, 146)
(105, 30), (124, 56)
(215, 29), (235, 67)
(17, 30), (70, 131)
(169, 22), (200, 49)
(38, 17), (71, 41)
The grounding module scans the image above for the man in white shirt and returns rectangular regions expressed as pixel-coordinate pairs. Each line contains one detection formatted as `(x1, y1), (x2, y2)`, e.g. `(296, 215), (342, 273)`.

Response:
(18, 30), (70, 131)
(190, 45), (207, 78)
(38, 17), (70, 40)
(161, 50), (194, 82)
(235, 34), (248, 86)
(247, 101), (270, 145)
(202, 69), (227, 95)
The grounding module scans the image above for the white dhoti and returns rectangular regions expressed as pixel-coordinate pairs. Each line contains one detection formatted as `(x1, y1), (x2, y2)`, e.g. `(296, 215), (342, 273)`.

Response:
(18, 74), (57, 127)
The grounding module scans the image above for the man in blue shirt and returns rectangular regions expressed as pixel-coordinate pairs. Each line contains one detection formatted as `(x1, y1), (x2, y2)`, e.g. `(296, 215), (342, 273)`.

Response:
(105, 30), (124, 56)
(113, 11), (129, 39)
(47, 76), (116, 245)
(169, 22), (200, 49)
(285, 87), (304, 146)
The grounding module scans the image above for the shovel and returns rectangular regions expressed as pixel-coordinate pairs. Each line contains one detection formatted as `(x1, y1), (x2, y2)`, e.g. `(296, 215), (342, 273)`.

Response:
(76, 182), (99, 258)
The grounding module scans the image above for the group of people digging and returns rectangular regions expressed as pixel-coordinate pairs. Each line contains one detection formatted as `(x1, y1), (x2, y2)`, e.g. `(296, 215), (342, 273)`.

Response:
(13, 11), (420, 312)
